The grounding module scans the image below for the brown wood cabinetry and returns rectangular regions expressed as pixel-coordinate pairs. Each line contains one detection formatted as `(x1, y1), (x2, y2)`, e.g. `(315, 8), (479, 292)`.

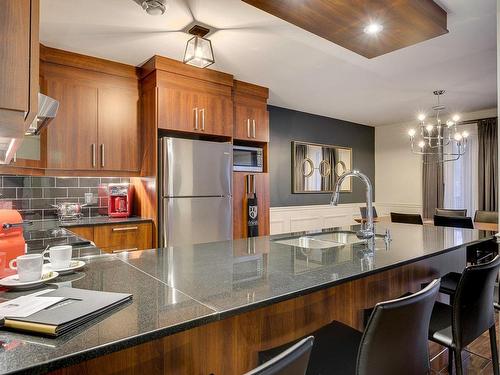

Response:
(68, 222), (152, 253)
(233, 172), (270, 239)
(233, 80), (269, 142)
(41, 47), (141, 174)
(144, 57), (234, 138)
(0, 0), (39, 137)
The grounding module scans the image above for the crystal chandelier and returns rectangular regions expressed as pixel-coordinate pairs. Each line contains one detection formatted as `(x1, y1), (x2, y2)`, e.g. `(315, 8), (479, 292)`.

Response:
(408, 90), (468, 163)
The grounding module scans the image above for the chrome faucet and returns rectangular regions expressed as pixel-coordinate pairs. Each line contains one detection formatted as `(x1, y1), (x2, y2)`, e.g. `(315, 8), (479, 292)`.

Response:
(330, 170), (375, 240)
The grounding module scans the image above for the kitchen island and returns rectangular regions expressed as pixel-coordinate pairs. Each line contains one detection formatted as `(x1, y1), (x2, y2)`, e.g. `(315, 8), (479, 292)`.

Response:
(0, 223), (495, 375)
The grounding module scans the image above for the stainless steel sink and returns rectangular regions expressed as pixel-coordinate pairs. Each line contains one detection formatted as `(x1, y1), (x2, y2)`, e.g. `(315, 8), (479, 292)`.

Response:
(275, 236), (345, 249)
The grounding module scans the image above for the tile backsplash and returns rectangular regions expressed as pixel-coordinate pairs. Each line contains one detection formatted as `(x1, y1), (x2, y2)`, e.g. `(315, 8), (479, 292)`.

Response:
(0, 176), (130, 222)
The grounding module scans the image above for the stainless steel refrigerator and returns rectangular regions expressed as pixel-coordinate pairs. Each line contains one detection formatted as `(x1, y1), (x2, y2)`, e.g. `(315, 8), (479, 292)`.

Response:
(159, 137), (233, 247)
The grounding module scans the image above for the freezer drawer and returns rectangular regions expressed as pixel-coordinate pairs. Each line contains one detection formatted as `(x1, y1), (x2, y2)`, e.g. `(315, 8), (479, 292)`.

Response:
(161, 197), (232, 247)
(160, 137), (232, 197)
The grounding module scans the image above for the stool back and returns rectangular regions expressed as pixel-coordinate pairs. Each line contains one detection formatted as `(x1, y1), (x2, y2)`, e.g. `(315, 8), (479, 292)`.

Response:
(453, 255), (500, 348)
(245, 336), (314, 375)
(357, 279), (440, 375)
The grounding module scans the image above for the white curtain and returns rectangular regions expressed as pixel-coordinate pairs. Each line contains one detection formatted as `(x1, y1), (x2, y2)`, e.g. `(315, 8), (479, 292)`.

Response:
(443, 123), (479, 218)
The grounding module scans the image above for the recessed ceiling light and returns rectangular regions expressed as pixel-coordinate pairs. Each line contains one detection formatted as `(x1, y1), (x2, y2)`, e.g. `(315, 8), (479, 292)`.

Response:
(364, 23), (383, 35)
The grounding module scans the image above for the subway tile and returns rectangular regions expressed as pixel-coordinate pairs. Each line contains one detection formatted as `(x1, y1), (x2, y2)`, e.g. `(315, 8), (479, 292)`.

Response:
(42, 209), (59, 220)
(89, 207), (100, 217)
(31, 198), (55, 209)
(101, 177), (121, 184)
(55, 177), (78, 187)
(0, 188), (17, 199)
(78, 177), (100, 187)
(67, 188), (89, 197)
(3, 176), (30, 188)
(31, 177), (55, 188)
(55, 197), (79, 204)
(17, 187), (42, 199)
(43, 188), (68, 198)
(3, 199), (31, 210)
(19, 210), (43, 221)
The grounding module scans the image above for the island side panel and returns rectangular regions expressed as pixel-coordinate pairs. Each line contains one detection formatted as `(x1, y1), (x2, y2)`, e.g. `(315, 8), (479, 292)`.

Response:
(49, 248), (465, 375)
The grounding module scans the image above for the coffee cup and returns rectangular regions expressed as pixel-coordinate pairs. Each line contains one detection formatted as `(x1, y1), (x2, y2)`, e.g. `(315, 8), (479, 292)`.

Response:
(43, 245), (72, 269)
(9, 254), (43, 282)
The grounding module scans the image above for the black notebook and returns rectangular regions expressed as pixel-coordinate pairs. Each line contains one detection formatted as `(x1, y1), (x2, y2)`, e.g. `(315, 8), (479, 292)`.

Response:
(3, 288), (132, 337)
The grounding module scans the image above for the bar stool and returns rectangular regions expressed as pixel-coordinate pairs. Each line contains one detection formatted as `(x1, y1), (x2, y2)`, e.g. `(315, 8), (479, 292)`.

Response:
(259, 279), (440, 375)
(245, 336), (314, 375)
(428, 255), (500, 375)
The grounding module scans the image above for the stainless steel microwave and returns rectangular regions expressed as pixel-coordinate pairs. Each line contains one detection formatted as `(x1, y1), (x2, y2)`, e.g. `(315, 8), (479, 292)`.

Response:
(233, 145), (263, 172)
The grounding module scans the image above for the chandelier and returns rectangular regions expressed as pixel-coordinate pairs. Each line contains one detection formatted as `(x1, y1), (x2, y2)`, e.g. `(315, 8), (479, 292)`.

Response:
(408, 90), (468, 163)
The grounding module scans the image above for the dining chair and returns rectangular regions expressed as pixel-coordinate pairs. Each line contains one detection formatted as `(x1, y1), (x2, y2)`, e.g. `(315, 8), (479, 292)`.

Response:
(259, 280), (440, 375)
(428, 255), (500, 375)
(435, 208), (467, 217)
(474, 210), (499, 224)
(390, 212), (423, 225)
(433, 215), (474, 229)
(246, 336), (314, 375)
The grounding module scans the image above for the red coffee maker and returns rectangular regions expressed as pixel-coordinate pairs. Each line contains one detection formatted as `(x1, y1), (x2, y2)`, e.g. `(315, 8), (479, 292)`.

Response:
(107, 184), (134, 218)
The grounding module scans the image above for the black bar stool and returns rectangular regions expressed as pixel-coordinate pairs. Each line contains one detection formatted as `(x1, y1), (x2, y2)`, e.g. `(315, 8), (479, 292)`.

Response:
(245, 336), (314, 375)
(428, 255), (500, 375)
(259, 279), (440, 375)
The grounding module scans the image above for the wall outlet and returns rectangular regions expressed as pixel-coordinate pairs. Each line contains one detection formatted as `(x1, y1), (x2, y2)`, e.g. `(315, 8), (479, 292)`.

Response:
(84, 192), (94, 205)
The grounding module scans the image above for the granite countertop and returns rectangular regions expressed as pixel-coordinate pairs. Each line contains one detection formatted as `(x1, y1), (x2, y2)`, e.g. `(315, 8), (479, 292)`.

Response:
(0, 223), (494, 374)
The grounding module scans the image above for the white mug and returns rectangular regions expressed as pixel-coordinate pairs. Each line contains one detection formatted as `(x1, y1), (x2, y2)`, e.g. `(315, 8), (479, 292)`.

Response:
(9, 254), (43, 282)
(43, 245), (72, 269)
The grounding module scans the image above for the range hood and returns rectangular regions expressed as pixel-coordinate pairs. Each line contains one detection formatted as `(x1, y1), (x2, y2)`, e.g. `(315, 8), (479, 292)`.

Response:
(0, 93), (59, 164)
(25, 93), (59, 135)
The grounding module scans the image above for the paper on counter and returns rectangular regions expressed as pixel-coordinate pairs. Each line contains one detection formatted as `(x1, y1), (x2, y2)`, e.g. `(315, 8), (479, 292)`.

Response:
(0, 290), (65, 320)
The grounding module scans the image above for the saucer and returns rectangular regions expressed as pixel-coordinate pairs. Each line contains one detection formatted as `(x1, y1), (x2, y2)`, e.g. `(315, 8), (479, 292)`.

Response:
(0, 271), (59, 290)
(43, 260), (85, 275)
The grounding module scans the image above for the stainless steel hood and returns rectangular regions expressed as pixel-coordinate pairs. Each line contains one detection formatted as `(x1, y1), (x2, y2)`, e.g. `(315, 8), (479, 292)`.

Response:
(25, 93), (59, 135)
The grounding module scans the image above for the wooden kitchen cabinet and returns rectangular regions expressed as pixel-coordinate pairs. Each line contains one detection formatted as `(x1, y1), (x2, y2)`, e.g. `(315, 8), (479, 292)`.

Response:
(41, 46), (141, 174)
(233, 80), (269, 142)
(69, 222), (152, 253)
(233, 172), (270, 239)
(98, 87), (140, 172)
(158, 86), (233, 137)
(44, 78), (98, 170)
(0, 0), (39, 137)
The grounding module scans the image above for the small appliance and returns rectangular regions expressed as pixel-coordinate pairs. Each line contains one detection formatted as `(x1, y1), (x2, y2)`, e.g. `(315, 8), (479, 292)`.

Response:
(0, 210), (27, 278)
(107, 184), (134, 218)
(233, 145), (264, 172)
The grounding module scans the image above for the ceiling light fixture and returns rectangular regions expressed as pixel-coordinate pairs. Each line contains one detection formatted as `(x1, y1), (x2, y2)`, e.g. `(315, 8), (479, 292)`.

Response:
(183, 25), (215, 69)
(408, 90), (466, 163)
(364, 23), (383, 35)
(139, 0), (167, 15)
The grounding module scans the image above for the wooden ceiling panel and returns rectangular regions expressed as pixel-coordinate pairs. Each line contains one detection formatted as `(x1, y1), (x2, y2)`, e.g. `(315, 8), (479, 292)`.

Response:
(241, 0), (448, 58)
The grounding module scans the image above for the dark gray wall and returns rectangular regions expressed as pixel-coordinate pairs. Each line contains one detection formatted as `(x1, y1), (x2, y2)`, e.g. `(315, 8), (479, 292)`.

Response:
(269, 105), (375, 207)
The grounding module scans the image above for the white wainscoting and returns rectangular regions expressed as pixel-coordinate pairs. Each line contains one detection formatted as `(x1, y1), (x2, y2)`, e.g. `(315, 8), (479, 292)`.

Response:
(269, 202), (423, 235)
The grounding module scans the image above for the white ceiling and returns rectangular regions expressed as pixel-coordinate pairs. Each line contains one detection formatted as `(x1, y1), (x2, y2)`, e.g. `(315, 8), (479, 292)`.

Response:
(39, 0), (497, 126)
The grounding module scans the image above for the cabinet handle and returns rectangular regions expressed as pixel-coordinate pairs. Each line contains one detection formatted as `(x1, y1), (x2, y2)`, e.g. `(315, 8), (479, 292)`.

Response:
(113, 248), (138, 253)
(100, 144), (105, 168)
(112, 226), (138, 232)
(200, 108), (205, 131)
(247, 119), (251, 138)
(92, 144), (96, 168)
(252, 119), (256, 138)
(194, 108), (198, 130)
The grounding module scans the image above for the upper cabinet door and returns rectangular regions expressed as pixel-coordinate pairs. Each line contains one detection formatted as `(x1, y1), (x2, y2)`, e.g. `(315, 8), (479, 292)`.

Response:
(0, 0), (39, 137)
(198, 93), (233, 137)
(97, 88), (140, 172)
(45, 78), (98, 170)
(234, 103), (269, 142)
(158, 87), (199, 133)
